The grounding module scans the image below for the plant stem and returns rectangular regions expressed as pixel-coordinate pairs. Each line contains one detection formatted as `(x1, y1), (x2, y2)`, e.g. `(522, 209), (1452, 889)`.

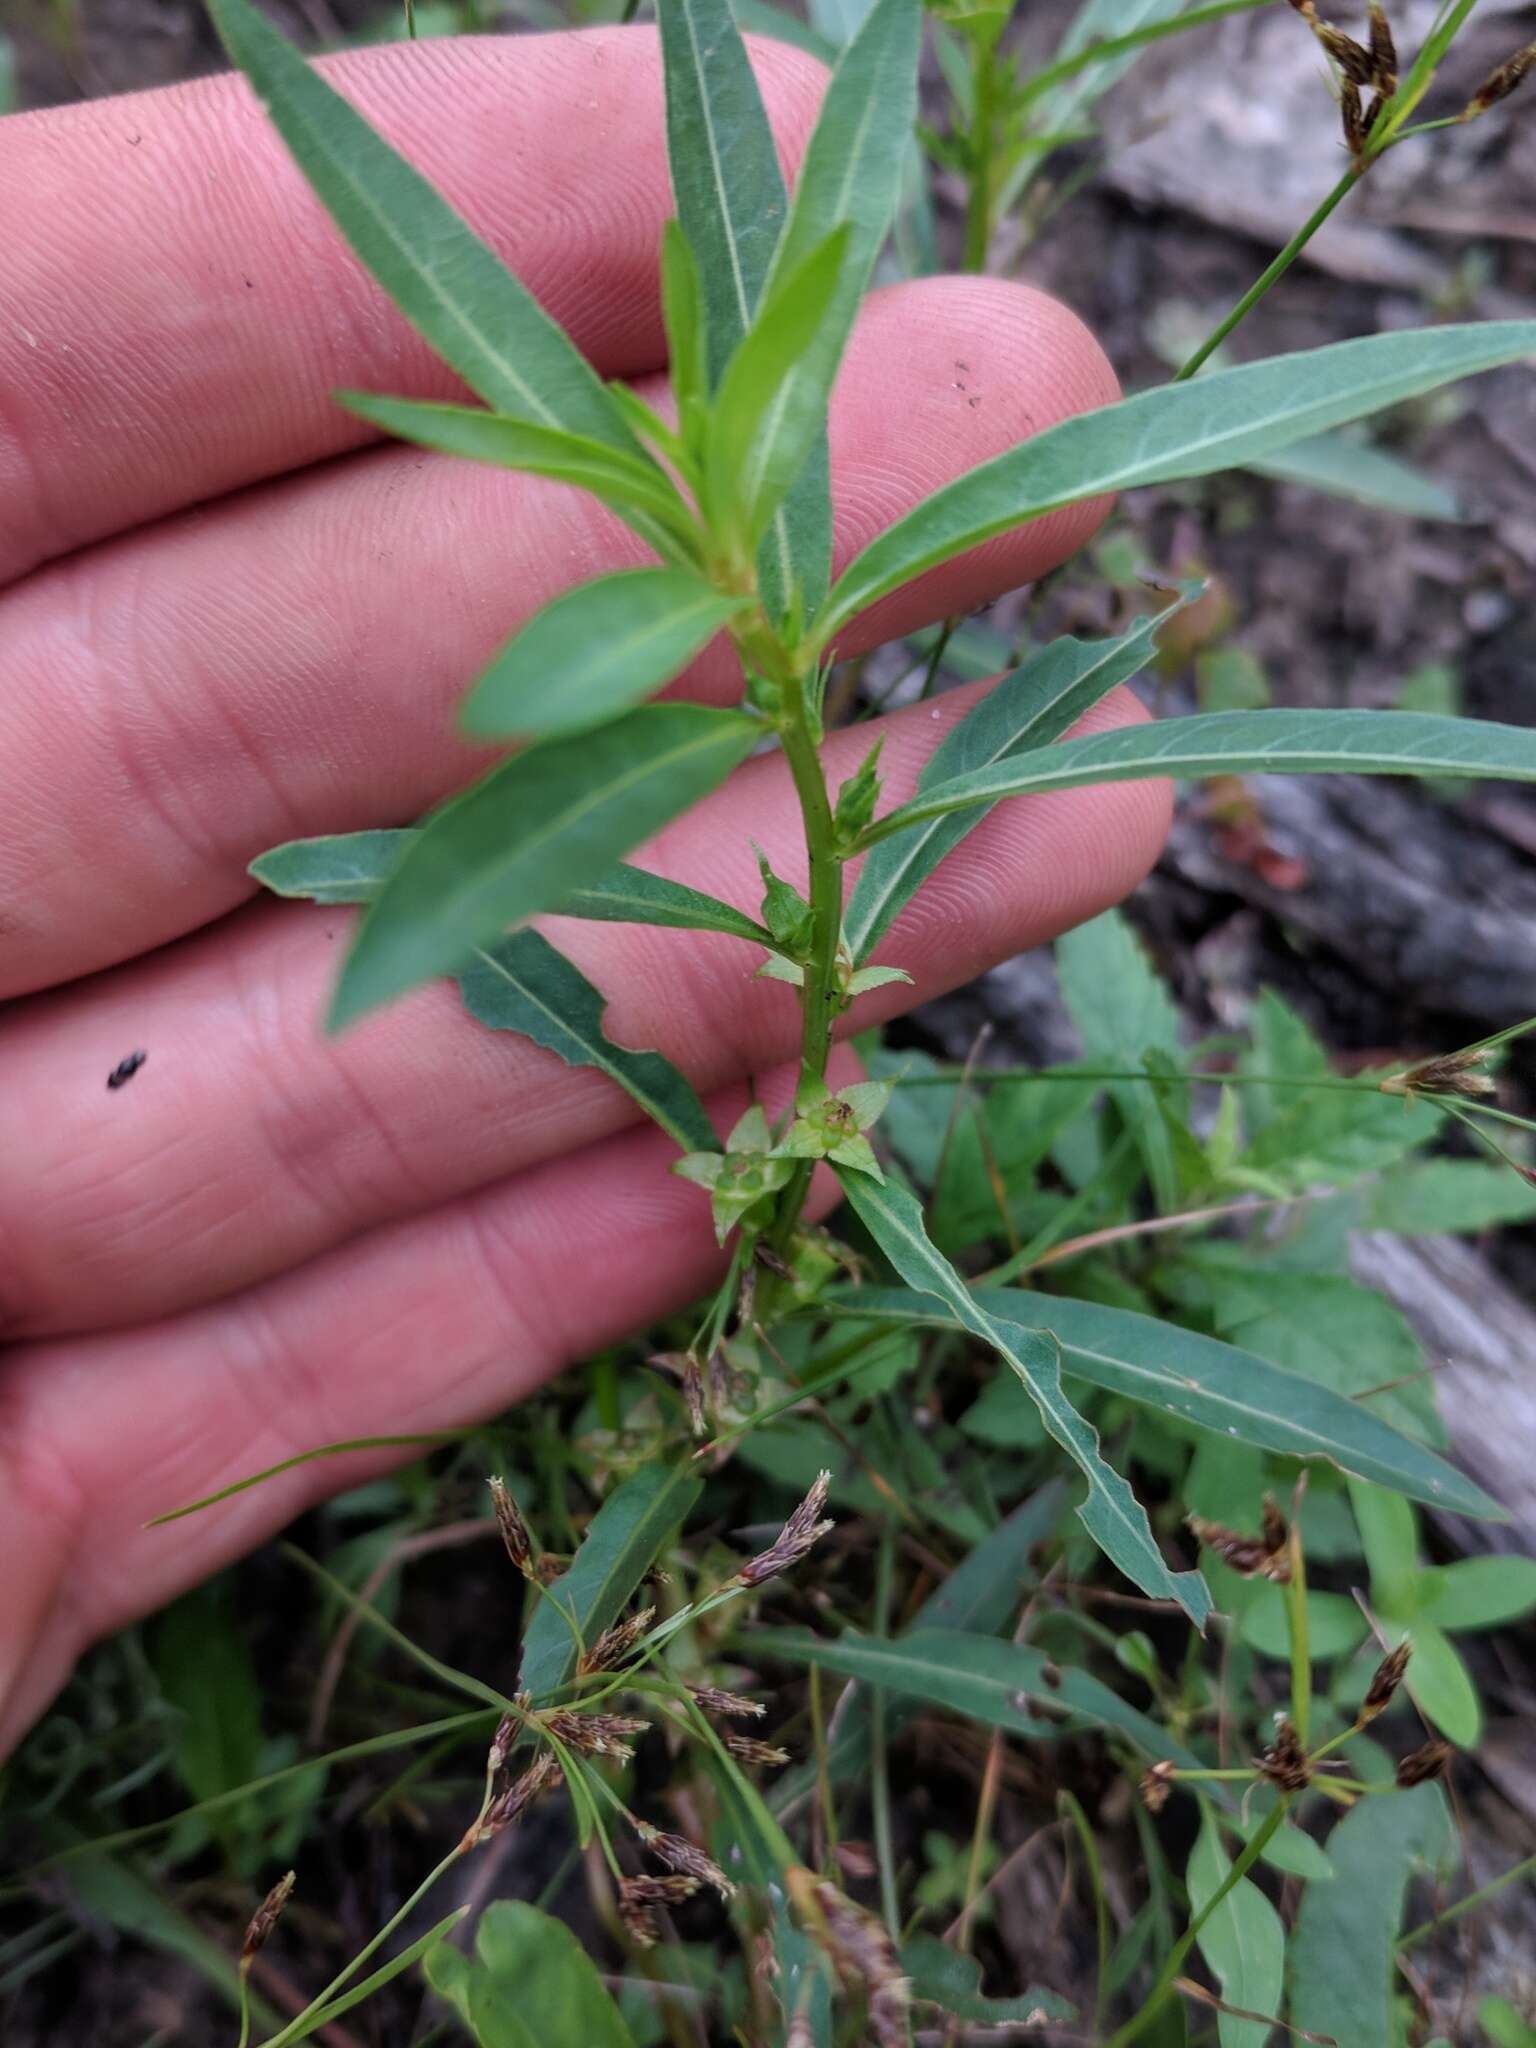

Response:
(1286, 1506), (1311, 1747)
(1177, 166), (1361, 380)
(1399, 1850), (1536, 1952)
(962, 24), (1000, 273)
(1104, 1802), (1289, 2047)
(870, 1518), (902, 1941)
(1013, 0), (1272, 117)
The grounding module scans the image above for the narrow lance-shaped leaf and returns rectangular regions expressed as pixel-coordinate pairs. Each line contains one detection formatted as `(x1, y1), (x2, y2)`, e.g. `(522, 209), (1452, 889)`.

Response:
(338, 393), (696, 559)
(252, 830), (780, 950)
(519, 1462), (703, 1702)
(460, 929), (719, 1155)
(657, 0), (832, 618)
(460, 568), (746, 739)
(207, 0), (637, 452)
(660, 218), (708, 427)
(836, 1172), (1213, 1624)
(824, 1283), (1503, 1519)
(817, 321), (1536, 639)
(844, 587), (1198, 960)
(752, 1626), (1207, 1765)
(707, 226), (852, 548)
(330, 704), (759, 1028)
(859, 708), (1536, 851)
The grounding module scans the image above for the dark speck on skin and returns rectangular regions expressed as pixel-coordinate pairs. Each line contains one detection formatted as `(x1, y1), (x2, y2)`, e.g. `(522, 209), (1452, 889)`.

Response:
(107, 1050), (148, 1091)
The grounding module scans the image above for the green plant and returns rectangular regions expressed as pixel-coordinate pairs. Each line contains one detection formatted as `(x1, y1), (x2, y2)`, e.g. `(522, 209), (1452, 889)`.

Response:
(11, 0), (1536, 2042)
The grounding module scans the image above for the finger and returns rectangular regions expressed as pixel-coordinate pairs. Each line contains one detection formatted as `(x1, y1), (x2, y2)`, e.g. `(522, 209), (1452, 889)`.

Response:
(0, 28), (825, 585)
(0, 1054), (849, 1757)
(0, 275), (1117, 994)
(0, 684), (1167, 1338)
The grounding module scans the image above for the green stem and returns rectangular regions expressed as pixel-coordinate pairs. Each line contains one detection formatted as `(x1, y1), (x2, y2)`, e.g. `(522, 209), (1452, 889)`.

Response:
(870, 1519), (902, 1941)
(1399, 1850), (1536, 1953)
(1105, 1802), (1289, 2047)
(962, 24), (1000, 273)
(1177, 167), (1361, 381)
(1286, 1514), (1311, 1747)
(237, 1979), (253, 2048)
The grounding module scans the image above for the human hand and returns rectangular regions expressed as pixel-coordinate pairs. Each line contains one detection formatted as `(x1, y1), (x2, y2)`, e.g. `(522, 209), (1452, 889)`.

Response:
(0, 26), (1167, 1754)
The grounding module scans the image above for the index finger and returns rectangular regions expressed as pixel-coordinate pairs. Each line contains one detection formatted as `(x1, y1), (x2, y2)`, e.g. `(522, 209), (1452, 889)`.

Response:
(0, 28), (824, 585)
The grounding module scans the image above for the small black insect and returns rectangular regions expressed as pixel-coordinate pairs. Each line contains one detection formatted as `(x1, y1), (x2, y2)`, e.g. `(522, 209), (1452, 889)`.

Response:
(107, 1050), (148, 1091)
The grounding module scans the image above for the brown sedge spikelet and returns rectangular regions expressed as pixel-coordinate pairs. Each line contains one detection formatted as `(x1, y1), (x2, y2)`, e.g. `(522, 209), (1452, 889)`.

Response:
(240, 1871), (295, 1975)
(1367, 1), (1397, 93)
(465, 1749), (563, 1849)
(637, 1823), (736, 1901)
(724, 1734), (792, 1768)
(1140, 1760), (1176, 1814)
(541, 1710), (649, 1761)
(618, 1874), (700, 1948)
(1382, 1048), (1496, 1101)
(791, 1873), (911, 2048)
(1396, 1738), (1453, 1788)
(1360, 1640), (1412, 1723)
(488, 1475), (534, 1576)
(1186, 1495), (1291, 1582)
(1256, 1717), (1313, 1793)
(579, 1607), (656, 1675)
(688, 1683), (766, 1719)
(734, 1470), (834, 1588)
(1466, 41), (1536, 117)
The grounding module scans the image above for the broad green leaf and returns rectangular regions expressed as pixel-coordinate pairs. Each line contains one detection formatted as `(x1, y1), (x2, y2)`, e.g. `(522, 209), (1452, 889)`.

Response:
(845, 596), (1192, 960)
(823, 1285), (1503, 1518)
(1365, 1159), (1536, 1235)
(753, 1626), (1205, 1764)
(519, 1462), (703, 1702)
(835, 1173), (1213, 1623)
(255, 830), (776, 950)
(1414, 1554), (1536, 1632)
(1349, 1479), (1421, 1617)
(818, 323), (1536, 637)
(901, 1934), (1074, 2026)
(770, 1482), (1070, 1816)
(287, 1911), (465, 2041)
(460, 930), (719, 1154)
(858, 709), (1536, 849)
(1385, 1617), (1481, 1747)
(206, 0), (635, 452)
(1289, 1787), (1443, 2048)
(425, 1902), (636, 2048)
(338, 394), (694, 556)
(1235, 1585), (1366, 1664)
(1164, 1257), (1440, 1448)
(330, 704), (758, 1027)
(1188, 1803), (1284, 2048)
(1058, 907), (1185, 1211)
(460, 568), (744, 739)
(150, 1583), (264, 1866)
(707, 225), (852, 546)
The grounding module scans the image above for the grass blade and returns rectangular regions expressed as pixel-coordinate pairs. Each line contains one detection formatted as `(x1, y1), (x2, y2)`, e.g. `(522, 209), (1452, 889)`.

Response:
(844, 589), (1196, 959)
(819, 321), (1536, 639)
(836, 1173), (1213, 1623)
(460, 568), (745, 738)
(207, 0), (637, 451)
(330, 704), (758, 1027)
(860, 707), (1536, 848)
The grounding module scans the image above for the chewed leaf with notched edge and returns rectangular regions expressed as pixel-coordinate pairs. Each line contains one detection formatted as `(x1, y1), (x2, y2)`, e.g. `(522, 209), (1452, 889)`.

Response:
(818, 321), (1536, 638)
(330, 704), (758, 1028)
(845, 587), (1200, 961)
(825, 1283), (1503, 1519)
(835, 1172), (1213, 1624)
(858, 708), (1536, 850)
(459, 567), (745, 739)
(207, 0), (637, 454)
